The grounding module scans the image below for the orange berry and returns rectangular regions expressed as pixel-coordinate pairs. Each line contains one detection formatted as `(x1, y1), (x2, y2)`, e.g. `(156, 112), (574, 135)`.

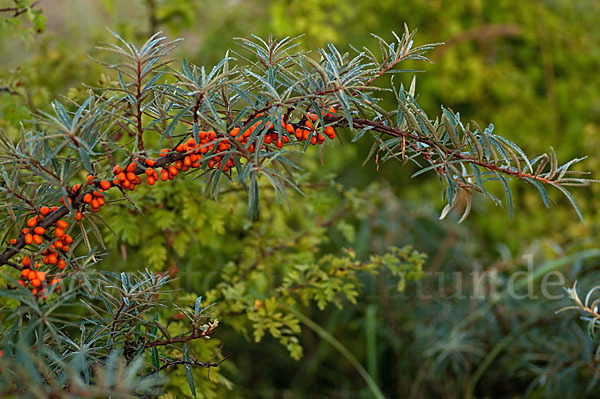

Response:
(97, 197), (105, 206)
(21, 268), (30, 277)
(305, 120), (313, 129)
(161, 170), (169, 181)
(310, 136), (317, 145)
(24, 233), (33, 245)
(126, 163), (136, 172)
(57, 259), (66, 269)
(275, 140), (283, 148)
(54, 228), (64, 238)
(113, 165), (123, 174)
(54, 240), (64, 249)
(126, 172), (136, 181)
(100, 180), (111, 190)
(72, 184), (81, 192)
(26, 216), (38, 227)
(22, 257), (31, 267)
(31, 278), (41, 288)
(47, 254), (57, 265)
(83, 193), (92, 203)
(307, 113), (318, 122)
(145, 158), (156, 166)
(231, 127), (241, 136)
(75, 211), (83, 221)
(86, 175), (94, 184)
(8, 238), (16, 245)
(147, 176), (156, 185)
(91, 199), (99, 209)
(326, 126), (335, 137)
(40, 206), (50, 216)
(33, 234), (43, 245)
(17, 280), (26, 287)
(33, 226), (45, 235)
(37, 271), (46, 281)
(302, 130), (310, 140)
(174, 160), (183, 169)
(168, 166), (178, 176)
(56, 220), (68, 229)
(22, 228), (30, 234)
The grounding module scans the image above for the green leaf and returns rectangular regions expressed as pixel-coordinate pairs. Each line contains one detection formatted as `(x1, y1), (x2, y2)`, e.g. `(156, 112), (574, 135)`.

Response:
(494, 171), (513, 220)
(352, 126), (373, 142)
(248, 172), (259, 220)
(524, 177), (550, 209)
(550, 183), (584, 222)
(183, 344), (197, 398)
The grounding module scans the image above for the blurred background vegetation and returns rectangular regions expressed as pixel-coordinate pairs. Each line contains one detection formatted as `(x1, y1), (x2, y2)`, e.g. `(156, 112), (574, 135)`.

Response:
(1, 0), (600, 397)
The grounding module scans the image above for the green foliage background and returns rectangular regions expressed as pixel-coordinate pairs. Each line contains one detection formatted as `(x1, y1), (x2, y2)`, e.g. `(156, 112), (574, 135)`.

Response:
(1, 0), (599, 397)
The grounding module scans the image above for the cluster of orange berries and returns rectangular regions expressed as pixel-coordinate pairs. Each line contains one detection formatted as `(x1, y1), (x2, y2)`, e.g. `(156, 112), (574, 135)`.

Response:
(110, 162), (143, 191)
(8, 208), (73, 296)
(171, 129), (234, 173)
(293, 108), (337, 145)
(230, 108), (337, 150)
(18, 256), (62, 297)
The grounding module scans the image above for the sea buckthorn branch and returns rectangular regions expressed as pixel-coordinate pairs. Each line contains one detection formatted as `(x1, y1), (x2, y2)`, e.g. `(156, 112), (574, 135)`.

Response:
(94, 31), (182, 154)
(143, 324), (217, 348)
(0, 28), (594, 296)
(66, 269), (226, 390)
(338, 115), (560, 184)
(202, 28), (593, 222)
(141, 356), (229, 379)
(0, 105), (341, 294)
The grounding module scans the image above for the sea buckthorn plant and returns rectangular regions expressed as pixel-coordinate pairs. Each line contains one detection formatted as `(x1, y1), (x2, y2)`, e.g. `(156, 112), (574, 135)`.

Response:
(0, 26), (595, 397)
